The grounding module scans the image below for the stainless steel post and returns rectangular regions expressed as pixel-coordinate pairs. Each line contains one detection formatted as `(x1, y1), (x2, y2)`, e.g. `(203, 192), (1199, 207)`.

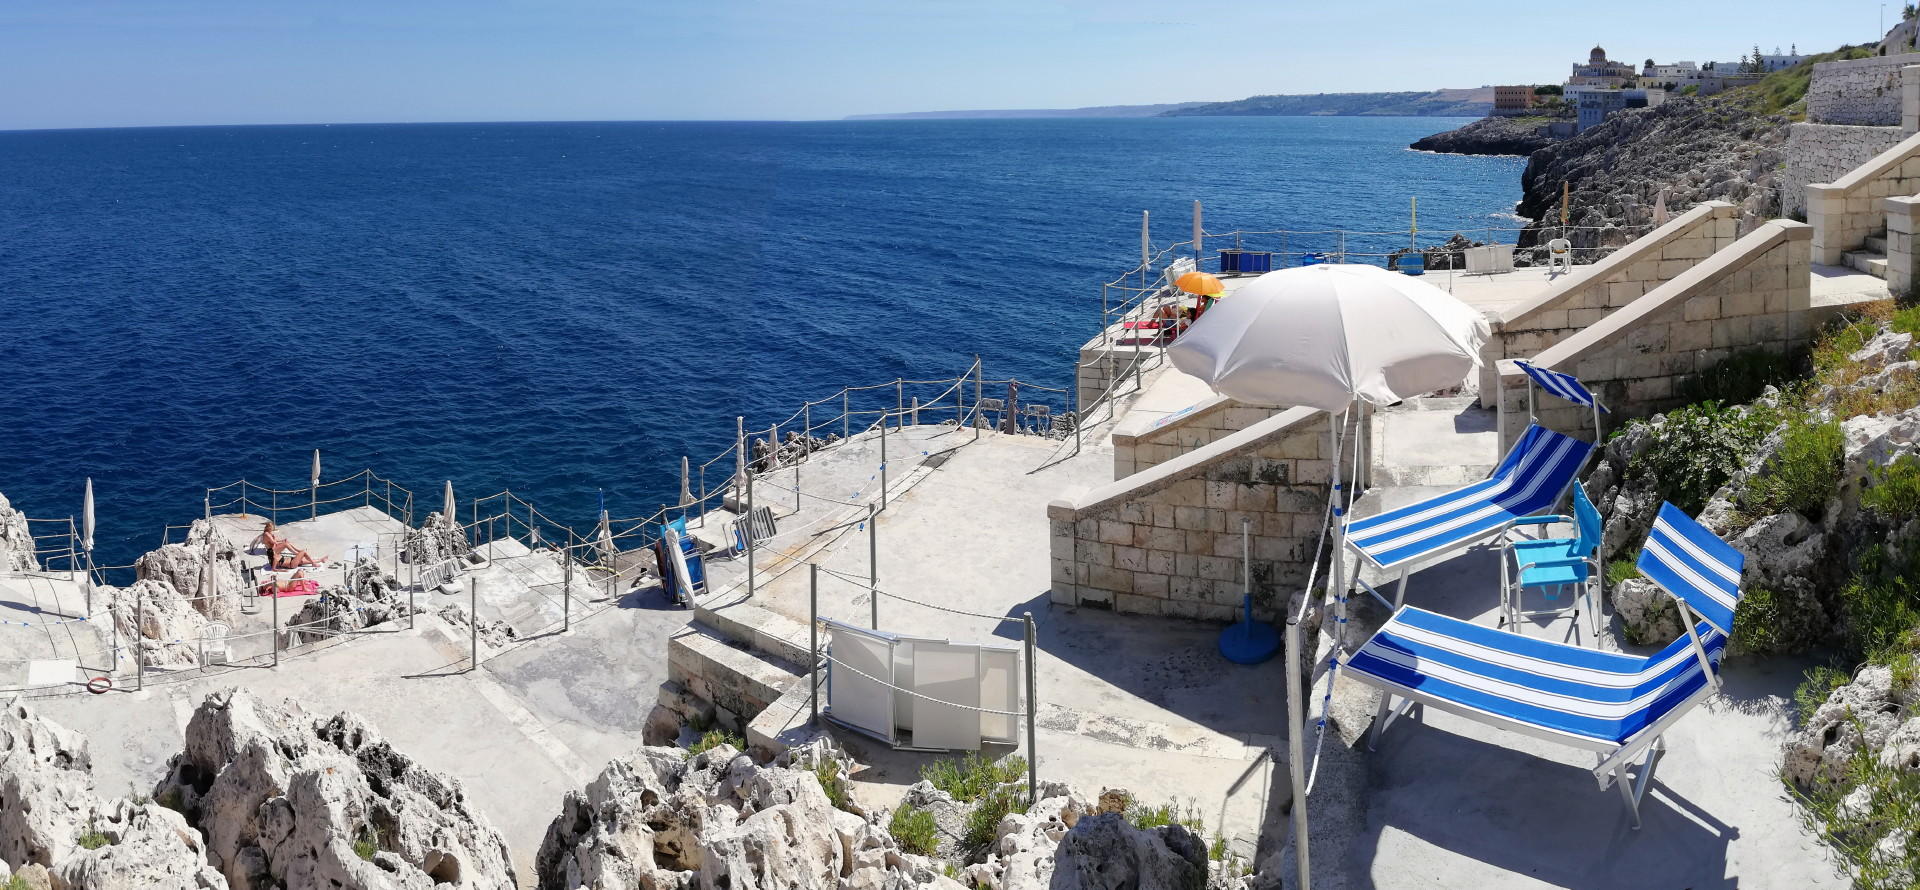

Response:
(747, 443), (757, 600)
(809, 563), (820, 725)
(271, 580), (279, 668)
(868, 503), (878, 628)
(563, 545), (573, 632)
(880, 418), (889, 512)
(910, 397), (919, 427)
(974, 357), (983, 441)
(736, 416), (746, 508)
(842, 390), (850, 440)
(895, 379), (904, 430)
(470, 576), (479, 669)
(136, 588), (146, 689)
(1072, 377), (1081, 454)
(1285, 615), (1310, 889)
(1024, 611), (1038, 806)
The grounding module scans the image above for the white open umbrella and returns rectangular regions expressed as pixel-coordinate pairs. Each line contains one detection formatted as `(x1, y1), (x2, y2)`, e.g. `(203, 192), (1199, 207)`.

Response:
(1169, 263), (1489, 410)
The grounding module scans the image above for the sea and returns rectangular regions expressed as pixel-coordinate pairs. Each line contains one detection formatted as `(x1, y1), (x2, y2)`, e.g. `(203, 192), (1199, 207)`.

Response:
(0, 116), (1524, 566)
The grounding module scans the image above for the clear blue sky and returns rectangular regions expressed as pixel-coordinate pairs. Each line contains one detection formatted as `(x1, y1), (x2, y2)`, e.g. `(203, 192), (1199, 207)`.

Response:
(0, 0), (1888, 130)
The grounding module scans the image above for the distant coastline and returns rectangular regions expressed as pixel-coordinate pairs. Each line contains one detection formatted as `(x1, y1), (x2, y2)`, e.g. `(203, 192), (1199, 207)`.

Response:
(845, 88), (1493, 121)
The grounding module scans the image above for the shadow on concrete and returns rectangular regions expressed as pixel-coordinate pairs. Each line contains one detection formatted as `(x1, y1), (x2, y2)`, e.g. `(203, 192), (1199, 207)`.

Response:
(1356, 716), (1739, 890)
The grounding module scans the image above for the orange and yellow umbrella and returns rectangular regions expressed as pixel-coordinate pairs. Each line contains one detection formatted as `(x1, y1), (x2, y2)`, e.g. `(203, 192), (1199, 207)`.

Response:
(1176, 271), (1225, 297)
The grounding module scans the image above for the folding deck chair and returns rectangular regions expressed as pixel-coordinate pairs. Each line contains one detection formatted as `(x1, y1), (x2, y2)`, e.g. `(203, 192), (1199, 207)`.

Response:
(654, 518), (706, 607)
(1500, 482), (1604, 635)
(1343, 359), (1606, 611)
(1344, 503), (1746, 827)
(728, 506), (778, 556)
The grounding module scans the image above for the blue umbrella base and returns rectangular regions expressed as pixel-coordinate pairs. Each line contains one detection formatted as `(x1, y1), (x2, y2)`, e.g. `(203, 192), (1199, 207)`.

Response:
(1218, 619), (1281, 665)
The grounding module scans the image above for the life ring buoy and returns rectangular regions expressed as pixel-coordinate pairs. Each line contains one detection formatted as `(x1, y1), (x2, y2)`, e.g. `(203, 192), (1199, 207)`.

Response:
(85, 676), (113, 695)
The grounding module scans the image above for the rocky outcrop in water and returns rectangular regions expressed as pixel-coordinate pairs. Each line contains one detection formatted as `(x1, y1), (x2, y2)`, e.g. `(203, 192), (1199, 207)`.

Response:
(1411, 115), (1565, 157)
(0, 696), (229, 889)
(152, 688), (516, 890)
(0, 491), (39, 573)
(1515, 94), (1788, 258)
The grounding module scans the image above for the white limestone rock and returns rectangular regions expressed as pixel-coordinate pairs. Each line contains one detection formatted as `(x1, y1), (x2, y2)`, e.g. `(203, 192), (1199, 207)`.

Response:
(0, 492), (37, 573)
(134, 519), (248, 624)
(1847, 331), (1915, 375)
(1784, 665), (1917, 788)
(107, 579), (211, 669)
(0, 696), (227, 889)
(1610, 577), (1685, 646)
(151, 688), (516, 890)
(404, 512), (470, 568)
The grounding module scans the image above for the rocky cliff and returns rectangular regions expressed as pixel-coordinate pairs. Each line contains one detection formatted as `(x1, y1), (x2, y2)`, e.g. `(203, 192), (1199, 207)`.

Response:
(1514, 93), (1789, 255)
(1410, 115), (1565, 157)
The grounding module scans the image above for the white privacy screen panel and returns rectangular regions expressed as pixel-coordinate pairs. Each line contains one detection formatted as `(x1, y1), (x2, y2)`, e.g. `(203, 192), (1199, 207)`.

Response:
(977, 645), (1021, 745)
(826, 622), (897, 745)
(910, 641), (984, 750)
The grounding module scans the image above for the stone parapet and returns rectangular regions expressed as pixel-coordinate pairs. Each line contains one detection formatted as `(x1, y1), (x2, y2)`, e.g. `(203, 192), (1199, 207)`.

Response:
(1785, 122), (1909, 218)
(1478, 201), (1738, 407)
(1048, 406), (1363, 620)
(1111, 394), (1286, 477)
(1495, 220), (1812, 445)
(1806, 57), (1916, 127)
(1887, 195), (1920, 299)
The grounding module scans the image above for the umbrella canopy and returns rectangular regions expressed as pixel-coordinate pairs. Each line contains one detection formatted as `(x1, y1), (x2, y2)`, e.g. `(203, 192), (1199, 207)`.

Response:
(443, 481), (456, 523)
(311, 450), (322, 486)
(1653, 189), (1669, 227)
(1169, 264), (1489, 411)
(81, 478), (94, 553)
(1176, 270), (1225, 297)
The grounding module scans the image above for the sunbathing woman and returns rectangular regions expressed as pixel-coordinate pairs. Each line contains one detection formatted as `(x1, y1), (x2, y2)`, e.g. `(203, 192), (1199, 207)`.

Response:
(252, 521), (322, 569)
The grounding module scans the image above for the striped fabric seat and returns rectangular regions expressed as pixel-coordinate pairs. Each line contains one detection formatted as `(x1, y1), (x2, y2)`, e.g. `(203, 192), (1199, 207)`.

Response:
(1346, 606), (1725, 747)
(1342, 502), (1745, 828)
(1345, 424), (1594, 572)
(1515, 359), (1608, 411)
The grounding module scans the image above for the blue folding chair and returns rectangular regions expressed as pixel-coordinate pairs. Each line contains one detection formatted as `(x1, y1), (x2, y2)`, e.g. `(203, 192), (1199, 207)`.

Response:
(655, 518), (706, 606)
(1500, 482), (1604, 634)
(1344, 503), (1746, 827)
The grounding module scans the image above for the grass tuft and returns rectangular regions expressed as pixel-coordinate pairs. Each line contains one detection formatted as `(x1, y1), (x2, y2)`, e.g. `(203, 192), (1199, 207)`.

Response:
(889, 805), (939, 856)
(920, 752), (1026, 803)
(688, 729), (744, 757)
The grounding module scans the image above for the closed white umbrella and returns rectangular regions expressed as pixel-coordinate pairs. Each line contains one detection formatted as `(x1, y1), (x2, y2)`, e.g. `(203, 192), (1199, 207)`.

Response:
(1653, 189), (1669, 227)
(443, 481), (456, 525)
(1169, 264), (1489, 411)
(81, 478), (95, 555)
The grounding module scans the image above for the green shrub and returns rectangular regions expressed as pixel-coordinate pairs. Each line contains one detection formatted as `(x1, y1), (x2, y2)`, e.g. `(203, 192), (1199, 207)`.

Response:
(1730, 587), (1786, 654)
(1863, 456), (1920, 520)
(889, 805), (939, 856)
(921, 752), (1026, 803)
(1627, 402), (1777, 514)
(1739, 416), (1843, 519)
(1208, 833), (1229, 862)
(1839, 551), (1920, 659)
(1795, 665), (1852, 718)
(814, 761), (853, 812)
(353, 828), (378, 862)
(1606, 557), (1641, 586)
(5, 876), (29, 890)
(688, 729), (744, 756)
(1891, 304), (1920, 335)
(962, 786), (1024, 854)
(76, 817), (109, 851)
(1123, 798), (1204, 832)
(1788, 734), (1920, 889)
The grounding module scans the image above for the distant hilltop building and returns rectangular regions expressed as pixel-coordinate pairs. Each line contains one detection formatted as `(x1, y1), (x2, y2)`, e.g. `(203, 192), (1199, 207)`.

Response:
(1570, 46), (1637, 87)
(1491, 85), (1538, 116)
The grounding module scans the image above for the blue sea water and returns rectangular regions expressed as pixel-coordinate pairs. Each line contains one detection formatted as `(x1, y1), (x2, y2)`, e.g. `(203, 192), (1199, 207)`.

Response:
(0, 117), (1524, 566)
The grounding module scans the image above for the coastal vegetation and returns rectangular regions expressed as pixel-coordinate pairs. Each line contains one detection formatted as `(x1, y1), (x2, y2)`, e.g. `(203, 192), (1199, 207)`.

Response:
(1165, 88), (1492, 118)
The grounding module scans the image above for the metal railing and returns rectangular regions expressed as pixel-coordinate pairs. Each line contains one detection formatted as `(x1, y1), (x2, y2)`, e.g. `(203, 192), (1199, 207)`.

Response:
(206, 469), (415, 528)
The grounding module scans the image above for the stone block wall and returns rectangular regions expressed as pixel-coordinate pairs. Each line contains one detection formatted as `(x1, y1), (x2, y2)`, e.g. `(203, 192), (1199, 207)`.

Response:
(1478, 202), (1737, 406)
(1785, 123), (1909, 218)
(1806, 56), (1912, 126)
(1112, 395), (1285, 478)
(1048, 407), (1362, 621)
(1888, 195), (1920, 298)
(1496, 221), (1812, 446)
(1808, 132), (1920, 265)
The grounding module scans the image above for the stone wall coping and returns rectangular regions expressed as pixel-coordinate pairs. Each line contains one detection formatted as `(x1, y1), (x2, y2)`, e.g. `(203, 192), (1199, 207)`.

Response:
(1812, 129), (1920, 193)
(1492, 201), (1735, 327)
(1111, 393), (1236, 445)
(1887, 195), (1920, 216)
(1502, 219), (1811, 380)
(1048, 404), (1326, 520)
(1812, 56), (1920, 75)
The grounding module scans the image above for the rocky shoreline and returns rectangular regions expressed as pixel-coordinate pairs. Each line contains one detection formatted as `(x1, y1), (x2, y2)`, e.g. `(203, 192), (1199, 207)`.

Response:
(1409, 115), (1565, 157)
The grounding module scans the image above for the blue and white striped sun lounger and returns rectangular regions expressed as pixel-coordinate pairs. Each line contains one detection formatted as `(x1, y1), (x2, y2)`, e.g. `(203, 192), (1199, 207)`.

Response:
(1344, 423), (1595, 609)
(1345, 503), (1746, 827)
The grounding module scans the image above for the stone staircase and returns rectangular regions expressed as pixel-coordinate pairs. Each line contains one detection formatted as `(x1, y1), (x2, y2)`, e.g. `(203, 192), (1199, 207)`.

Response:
(661, 600), (816, 757)
(1844, 230), (1890, 279)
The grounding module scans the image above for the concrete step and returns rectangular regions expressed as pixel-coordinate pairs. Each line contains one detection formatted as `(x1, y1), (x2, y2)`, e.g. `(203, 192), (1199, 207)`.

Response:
(1371, 405), (1500, 488)
(1844, 250), (1889, 280)
(667, 624), (805, 732)
(1864, 234), (1889, 254)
